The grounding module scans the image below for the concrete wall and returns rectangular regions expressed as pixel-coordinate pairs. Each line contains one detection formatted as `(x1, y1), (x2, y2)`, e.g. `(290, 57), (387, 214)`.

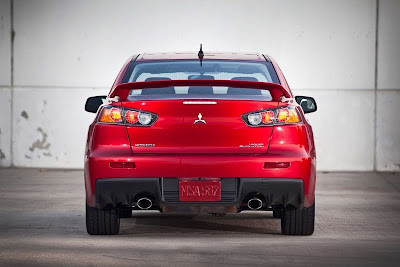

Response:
(376, 0), (400, 171)
(0, 0), (11, 167)
(0, 0), (399, 171)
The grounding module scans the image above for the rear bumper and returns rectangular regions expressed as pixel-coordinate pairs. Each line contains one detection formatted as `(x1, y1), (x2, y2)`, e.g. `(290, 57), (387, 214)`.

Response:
(94, 178), (304, 211)
(85, 153), (316, 208)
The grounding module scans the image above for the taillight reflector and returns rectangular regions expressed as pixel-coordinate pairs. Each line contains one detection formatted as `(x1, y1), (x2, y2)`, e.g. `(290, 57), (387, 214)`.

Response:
(110, 162), (135, 168)
(264, 162), (290, 169)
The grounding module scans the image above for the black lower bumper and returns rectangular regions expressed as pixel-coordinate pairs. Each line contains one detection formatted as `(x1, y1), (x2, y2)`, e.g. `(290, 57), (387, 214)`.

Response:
(95, 178), (304, 211)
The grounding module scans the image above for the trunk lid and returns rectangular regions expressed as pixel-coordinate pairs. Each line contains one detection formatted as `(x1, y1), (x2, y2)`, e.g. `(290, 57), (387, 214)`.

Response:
(122, 99), (278, 154)
(112, 80), (290, 154)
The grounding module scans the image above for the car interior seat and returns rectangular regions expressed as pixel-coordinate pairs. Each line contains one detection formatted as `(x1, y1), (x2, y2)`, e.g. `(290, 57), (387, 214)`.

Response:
(227, 77), (262, 95)
(188, 75), (215, 94)
(141, 77), (175, 95)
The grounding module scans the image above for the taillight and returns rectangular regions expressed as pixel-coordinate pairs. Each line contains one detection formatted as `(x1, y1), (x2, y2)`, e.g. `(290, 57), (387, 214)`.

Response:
(99, 106), (157, 126)
(243, 106), (301, 127)
(99, 107), (123, 123)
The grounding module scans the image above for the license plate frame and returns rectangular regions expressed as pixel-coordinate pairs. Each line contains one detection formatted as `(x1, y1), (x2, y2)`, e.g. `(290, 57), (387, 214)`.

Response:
(179, 180), (221, 202)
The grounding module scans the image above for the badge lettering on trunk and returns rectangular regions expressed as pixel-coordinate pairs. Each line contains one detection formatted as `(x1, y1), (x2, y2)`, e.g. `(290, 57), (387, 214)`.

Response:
(135, 144), (155, 147)
(239, 143), (265, 148)
(194, 113), (206, 124)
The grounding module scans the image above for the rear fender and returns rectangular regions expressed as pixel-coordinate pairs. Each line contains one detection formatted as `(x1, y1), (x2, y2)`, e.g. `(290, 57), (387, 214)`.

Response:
(84, 124), (133, 206)
(267, 123), (316, 207)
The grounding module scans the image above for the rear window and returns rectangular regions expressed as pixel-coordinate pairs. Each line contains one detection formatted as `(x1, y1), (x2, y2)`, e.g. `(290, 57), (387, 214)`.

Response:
(123, 60), (279, 83)
(127, 86), (273, 101)
(123, 60), (279, 100)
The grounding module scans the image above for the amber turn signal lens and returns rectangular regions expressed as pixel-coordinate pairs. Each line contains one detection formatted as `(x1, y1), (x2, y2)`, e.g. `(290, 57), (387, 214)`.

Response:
(99, 107), (123, 123)
(287, 108), (301, 123)
(276, 107), (300, 123)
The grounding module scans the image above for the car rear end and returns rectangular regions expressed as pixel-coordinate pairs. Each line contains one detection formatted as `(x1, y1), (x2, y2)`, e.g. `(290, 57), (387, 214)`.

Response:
(84, 55), (317, 235)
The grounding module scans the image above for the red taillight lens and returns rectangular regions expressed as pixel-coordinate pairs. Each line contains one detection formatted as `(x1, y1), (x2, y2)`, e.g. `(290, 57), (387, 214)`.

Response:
(261, 110), (274, 124)
(110, 108), (123, 122)
(125, 110), (139, 124)
(99, 107), (123, 123)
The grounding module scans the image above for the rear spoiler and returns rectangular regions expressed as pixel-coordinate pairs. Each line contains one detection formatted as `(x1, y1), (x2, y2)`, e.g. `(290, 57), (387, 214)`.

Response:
(109, 80), (291, 101)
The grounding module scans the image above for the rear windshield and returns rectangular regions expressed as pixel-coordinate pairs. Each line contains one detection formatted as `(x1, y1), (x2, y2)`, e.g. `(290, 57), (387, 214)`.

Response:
(122, 60), (280, 100)
(123, 60), (280, 84)
(127, 86), (272, 101)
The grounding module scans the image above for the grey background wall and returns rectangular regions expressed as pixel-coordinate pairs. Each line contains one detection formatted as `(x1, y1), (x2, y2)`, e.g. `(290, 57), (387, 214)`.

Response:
(0, 0), (399, 171)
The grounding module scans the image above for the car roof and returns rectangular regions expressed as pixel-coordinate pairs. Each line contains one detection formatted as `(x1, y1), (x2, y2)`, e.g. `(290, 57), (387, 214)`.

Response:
(136, 52), (267, 62)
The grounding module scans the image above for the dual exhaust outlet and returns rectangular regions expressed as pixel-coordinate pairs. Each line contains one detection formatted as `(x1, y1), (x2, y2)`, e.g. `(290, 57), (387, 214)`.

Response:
(137, 196), (263, 210)
(136, 197), (153, 210)
(247, 197), (263, 210)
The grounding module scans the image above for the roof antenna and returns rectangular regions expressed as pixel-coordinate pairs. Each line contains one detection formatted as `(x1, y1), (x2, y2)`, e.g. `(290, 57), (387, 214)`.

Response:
(198, 44), (204, 67)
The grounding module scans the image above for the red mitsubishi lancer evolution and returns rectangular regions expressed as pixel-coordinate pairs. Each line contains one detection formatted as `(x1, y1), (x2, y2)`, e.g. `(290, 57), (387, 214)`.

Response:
(84, 48), (317, 235)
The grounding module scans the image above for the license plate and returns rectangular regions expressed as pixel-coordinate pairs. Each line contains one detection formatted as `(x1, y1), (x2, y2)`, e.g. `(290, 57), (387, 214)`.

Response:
(179, 181), (221, 202)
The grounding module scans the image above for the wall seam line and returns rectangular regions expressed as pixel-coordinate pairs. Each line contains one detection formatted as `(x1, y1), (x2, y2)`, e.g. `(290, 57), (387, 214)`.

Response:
(373, 0), (379, 172)
(10, 0), (14, 167)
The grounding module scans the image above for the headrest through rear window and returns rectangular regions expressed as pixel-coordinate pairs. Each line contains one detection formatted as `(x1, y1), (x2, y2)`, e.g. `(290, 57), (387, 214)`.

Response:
(231, 77), (258, 81)
(227, 76), (261, 95)
(144, 77), (172, 81)
(187, 75), (214, 93)
(188, 75), (215, 80)
(142, 77), (175, 95)
(188, 86), (214, 94)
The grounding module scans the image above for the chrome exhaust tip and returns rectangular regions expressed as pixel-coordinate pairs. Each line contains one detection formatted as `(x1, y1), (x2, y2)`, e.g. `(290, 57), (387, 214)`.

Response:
(137, 198), (152, 210)
(247, 197), (263, 210)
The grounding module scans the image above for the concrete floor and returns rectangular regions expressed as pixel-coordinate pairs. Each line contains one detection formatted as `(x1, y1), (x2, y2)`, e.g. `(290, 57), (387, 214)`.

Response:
(0, 169), (399, 266)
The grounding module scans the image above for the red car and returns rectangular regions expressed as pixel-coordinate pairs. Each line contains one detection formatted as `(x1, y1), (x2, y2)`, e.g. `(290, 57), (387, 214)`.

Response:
(84, 48), (317, 235)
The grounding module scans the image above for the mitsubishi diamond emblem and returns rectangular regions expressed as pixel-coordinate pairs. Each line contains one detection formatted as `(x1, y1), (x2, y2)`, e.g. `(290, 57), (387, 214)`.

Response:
(194, 113), (206, 124)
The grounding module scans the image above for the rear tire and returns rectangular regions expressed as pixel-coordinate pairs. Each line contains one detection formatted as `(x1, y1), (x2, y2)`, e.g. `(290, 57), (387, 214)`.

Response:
(281, 200), (315, 235)
(86, 202), (120, 235)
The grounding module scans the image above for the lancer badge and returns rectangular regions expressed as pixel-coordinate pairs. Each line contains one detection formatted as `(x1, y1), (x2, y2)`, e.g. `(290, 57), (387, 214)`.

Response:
(194, 113), (206, 124)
